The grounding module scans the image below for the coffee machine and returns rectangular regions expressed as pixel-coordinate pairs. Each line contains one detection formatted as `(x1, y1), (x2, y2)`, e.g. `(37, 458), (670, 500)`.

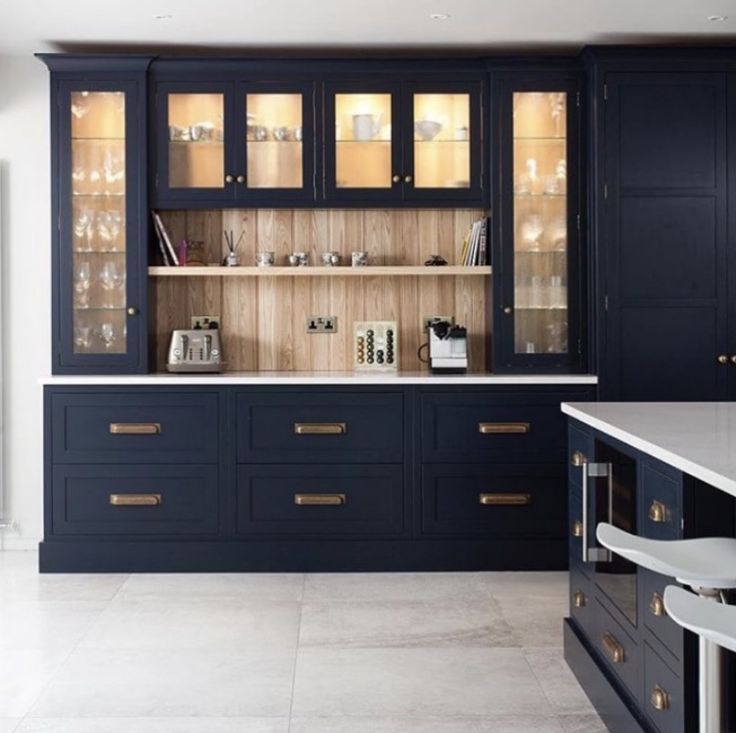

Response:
(427, 319), (468, 374)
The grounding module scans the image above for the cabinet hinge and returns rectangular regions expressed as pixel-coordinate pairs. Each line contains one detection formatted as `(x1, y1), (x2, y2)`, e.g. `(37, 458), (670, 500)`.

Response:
(576, 213), (581, 231)
(603, 83), (608, 101)
(681, 517), (685, 532)
(604, 295), (609, 311)
(576, 91), (581, 108)
(603, 183), (608, 199)
(155, 172), (159, 189)
(57, 214), (61, 231)
(577, 338), (582, 356)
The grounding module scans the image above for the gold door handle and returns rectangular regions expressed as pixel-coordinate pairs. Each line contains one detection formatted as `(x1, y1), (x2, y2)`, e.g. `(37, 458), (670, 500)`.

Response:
(392, 174), (401, 183)
(648, 499), (668, 523)
(404, 174), (413, 183)
(479, 493), (531, 506)
(571, 450), (587, 467)
(294, 422), (346, 435)
(503, 306), (513, 315)
(109, 493), (162, 507)
(650, 685), (670, 712)
(478, 422), (530, 435)
(573, 590), (587, 608)
(294, 493), (346, 506)
(718, 354), (729, 364)
(572, 520), (583, 538)
(109, 422), (161, 435)
(601, 632), (625, 664)
(236, 175), (245, 184)
(649, 592), (666, 617)
(225, 174), (234, 183)
(127, 306), (139, 316)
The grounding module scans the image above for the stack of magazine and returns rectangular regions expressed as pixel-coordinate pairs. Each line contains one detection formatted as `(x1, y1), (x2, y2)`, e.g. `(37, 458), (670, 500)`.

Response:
(459, 218), (488, 266)
(152, 211), (179, 266)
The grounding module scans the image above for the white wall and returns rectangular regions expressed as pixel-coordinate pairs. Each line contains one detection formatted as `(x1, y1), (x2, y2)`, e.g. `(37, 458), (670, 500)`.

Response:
(0, 54), (51, 549)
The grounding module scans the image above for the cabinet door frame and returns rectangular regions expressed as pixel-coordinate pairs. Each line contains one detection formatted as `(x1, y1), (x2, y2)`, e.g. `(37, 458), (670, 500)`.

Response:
(493, 75), (584, 373)
(234, 80), (317, 204)
(56, 78), (147, 373)
(322, 80), (403, 203)
(154, 80), (237, 205)
(401, 80), (485, 204)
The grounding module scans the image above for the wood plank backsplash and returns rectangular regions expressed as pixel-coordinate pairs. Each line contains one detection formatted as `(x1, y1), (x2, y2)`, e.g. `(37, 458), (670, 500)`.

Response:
(151, 209), (490, 372)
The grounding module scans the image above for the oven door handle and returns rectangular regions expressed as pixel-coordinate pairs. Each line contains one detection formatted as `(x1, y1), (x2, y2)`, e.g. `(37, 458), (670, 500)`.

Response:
(582, 461), (613, 564)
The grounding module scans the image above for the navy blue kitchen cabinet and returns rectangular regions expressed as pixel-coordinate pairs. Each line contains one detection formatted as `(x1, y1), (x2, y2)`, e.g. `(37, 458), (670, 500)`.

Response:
(564, 418), (736, 733)
(39, 55), (151, 374)
(492, 72), (586, 374)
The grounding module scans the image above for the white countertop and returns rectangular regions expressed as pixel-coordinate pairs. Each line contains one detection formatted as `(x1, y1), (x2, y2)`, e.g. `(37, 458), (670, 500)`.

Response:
(562, 402), (736, 498)
(41, 371), (598, 386)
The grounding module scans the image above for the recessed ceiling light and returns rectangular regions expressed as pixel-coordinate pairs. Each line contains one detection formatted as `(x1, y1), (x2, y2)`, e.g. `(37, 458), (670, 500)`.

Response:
(707, 14), (728, 21)
(153, 13), (173, 20)
(430, 13), (450, 20)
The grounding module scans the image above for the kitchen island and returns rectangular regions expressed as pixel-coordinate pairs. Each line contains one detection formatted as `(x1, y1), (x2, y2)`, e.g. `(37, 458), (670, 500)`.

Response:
(562, 401), (736, 733)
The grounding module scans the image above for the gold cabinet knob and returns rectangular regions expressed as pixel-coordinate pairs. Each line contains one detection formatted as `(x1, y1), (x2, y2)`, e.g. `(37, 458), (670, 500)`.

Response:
(236, 175), (246, 184)
(718, 354), (728, 364)
(503, 306), (513, 315)
(648, 499), (668, 523)
(730, 355), (736, 365)
(126, 306), (139, 316)
(225, 174), (234, 183)
(572, 520), (583, 538)
(573, 590), (587, 608)
(392, 174), (401, 183)
(571, 450), (586, 467)
(650, 685), (670, 712)
(404, 175), (413, 183)
(649, 592), (666, 617)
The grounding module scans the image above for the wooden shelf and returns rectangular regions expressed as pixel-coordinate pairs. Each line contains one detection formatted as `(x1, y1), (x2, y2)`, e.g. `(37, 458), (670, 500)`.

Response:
(148, 265), (491, 277)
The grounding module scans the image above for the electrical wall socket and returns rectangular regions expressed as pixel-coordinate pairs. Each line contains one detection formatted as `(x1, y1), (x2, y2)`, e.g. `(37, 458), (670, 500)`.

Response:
(306, 316), (338, 334)
(421, 315), (454, 332)
(191, 315), (220, 330)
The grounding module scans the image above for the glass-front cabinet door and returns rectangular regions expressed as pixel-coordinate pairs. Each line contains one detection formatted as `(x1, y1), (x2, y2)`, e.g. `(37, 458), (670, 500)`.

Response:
(404, 82), (483, 202)
(494, 78), (583, 372)
(57, 79), (145, 372)
(324, 83), (402, 202)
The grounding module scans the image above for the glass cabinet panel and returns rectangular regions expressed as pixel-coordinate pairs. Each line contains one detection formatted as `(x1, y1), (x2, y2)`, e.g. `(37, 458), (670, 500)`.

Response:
(512, 91), (568, 356)
(413, 93), (470, 189)
(70, 91), (127, 354)
(334, 93), (392, 188)
(246, 93), (303, 188)
(167, 93), (225, 188)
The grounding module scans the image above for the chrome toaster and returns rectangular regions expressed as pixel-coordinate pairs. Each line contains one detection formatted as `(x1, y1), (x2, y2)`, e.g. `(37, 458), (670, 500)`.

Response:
(166, 328), (223, 373)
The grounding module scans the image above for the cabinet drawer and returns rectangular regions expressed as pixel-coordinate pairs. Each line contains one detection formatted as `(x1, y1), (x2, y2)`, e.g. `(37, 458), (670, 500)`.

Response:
(569, 562), (595, 641)
(641, 569), (683, 661)
(236, 392), (403, 463)
(51, 464), (218, 536)
(421, 464), (566, 537)
(236, 464), (404, 536)
(594, 599), (640, 701)
(639, 459), (682, 540)
(51, 392), (219, 464)
(420, 391), (576, 463)
(643, 642), (685, 733)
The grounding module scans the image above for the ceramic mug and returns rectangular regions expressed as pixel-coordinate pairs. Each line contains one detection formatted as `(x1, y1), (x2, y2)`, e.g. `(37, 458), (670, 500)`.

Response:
(351, 251), (368, 267)
(321, 251), (341, 266)
(289, 251), (309, 267)
(256, 251), (275, 267)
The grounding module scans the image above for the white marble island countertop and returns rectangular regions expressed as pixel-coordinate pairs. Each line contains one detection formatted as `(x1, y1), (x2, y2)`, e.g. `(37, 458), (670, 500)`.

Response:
(562, 402), (736, 498)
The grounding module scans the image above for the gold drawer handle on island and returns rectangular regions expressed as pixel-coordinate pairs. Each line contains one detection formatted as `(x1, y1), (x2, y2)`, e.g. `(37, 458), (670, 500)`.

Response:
(571, 450), (587, 467)
(573, 590), (587, 608)
(109, 422), (161, 435)
(294, 423), (347, 435)
(649, 592), (666, 617)
(478, 422), (530, 435)
(294, 493), (346, 506)
(601, 632), (625, 664)
(650, 684), (670, 712)
(479, 493), (531, 506)
(109, 493), (162, 507)
(572, 520), (583, 538)
(648, 499), (669, 523)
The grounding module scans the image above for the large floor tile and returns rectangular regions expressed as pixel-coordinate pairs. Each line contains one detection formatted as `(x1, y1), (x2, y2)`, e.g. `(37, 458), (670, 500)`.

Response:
(0, 573), (127, 603)
(290, 716), (564, 732)
(495, 595), (569, 647)
(117, 573), (304, 602)
(0, 649), (70, 718)
(524, 648), (596, 715)
(29, 649), (295, 718)
(557, 713), (609, 732)
(300, 598), (516, 649)
(80, 598), (300, 652)
(480, 572), (569, 599)
(14, 718), (288, 733)
(0, 720), (20, 733)
(303, 573), (497, 603)
(292, 647), (548, 718)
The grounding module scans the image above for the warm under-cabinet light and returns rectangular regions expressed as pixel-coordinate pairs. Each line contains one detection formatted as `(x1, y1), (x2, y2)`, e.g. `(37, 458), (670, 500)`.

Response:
(707, 14), (728, 21)
(430, 13), (450, 20)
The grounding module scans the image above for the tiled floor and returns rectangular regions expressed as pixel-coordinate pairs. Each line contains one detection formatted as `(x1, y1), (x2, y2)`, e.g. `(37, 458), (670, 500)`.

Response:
(0, 552), (606, 732)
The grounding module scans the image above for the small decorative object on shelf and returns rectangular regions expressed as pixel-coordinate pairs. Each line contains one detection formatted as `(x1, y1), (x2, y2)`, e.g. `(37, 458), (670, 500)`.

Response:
(288, 251), (310, 267)
(320, 251), (341, 266)
(354, 321), (398, 371)
(223, 229), (244, 267)
(256, 251), (275, 267)
(424, 255), (448, 266)
(351, 251), (368, 267)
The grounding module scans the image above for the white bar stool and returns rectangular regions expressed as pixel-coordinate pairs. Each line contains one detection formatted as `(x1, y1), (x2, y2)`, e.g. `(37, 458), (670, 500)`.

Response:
(597, 523), (736, 733)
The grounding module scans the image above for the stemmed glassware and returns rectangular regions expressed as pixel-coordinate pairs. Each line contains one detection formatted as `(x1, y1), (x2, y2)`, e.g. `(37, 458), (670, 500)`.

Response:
(97, 210), (124, 251)
(73, 261), (91, 308)
(73, 326), (92, 351)
(99, 261), (125, 307)
(99, 322), (116, 350)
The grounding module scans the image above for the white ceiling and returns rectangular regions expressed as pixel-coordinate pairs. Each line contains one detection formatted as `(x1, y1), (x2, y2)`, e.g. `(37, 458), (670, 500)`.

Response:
(2, 0), (735, 55)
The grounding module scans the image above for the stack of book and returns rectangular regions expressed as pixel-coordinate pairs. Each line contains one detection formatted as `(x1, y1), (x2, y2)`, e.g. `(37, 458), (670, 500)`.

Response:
(152, 211), (179, 266)
(459, 218), (488, 266)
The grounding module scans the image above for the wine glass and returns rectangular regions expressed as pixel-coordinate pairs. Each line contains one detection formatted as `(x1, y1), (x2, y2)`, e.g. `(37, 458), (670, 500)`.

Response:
(99, 322), (116, 350)
(519, 213), (544, 252)
(99, 261), (124, 307)
(73, 326), (92, 351)
(74, 261), (91, 308)
(97, 210), (123, 251)
(73, 208), (94, 252)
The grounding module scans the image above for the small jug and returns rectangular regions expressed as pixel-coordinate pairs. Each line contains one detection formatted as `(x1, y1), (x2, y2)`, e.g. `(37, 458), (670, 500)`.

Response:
(352, 112), (383, 141)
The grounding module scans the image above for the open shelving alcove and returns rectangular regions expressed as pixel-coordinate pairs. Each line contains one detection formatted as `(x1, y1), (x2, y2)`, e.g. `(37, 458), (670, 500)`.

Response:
(149, 208), (492, 373)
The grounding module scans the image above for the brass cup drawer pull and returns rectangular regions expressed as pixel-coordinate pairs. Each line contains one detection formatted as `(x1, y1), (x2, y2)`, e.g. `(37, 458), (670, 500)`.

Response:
(573, 590), (587, 608)
(478, 422), (530, 435)
(572, 519), (583, 538)
(109, 422), (162, 435)
(649, 592), (666, 617)
(571, 450), (587, 467)
(601, 632), (625, 664)
(648, 499), (669, 523)
(479, 493), (531, 506)
(294, 493), (346, 506)
(294, 422), (347, 435)
(650, 685), (670, 712)
(109, 493), (162, 507)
